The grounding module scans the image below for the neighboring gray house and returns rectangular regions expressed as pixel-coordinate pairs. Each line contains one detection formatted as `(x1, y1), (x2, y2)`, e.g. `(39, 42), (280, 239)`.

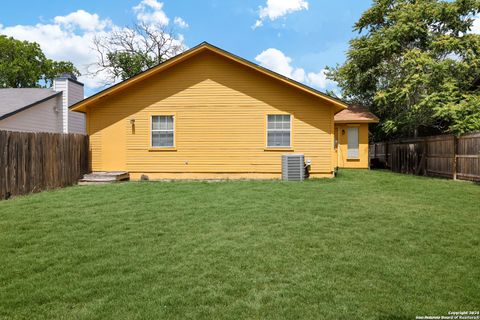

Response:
(0, 74), (86, 134)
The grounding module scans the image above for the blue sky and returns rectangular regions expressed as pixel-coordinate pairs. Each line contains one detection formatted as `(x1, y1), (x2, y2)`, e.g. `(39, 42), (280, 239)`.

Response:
(0, 0), (373, 97)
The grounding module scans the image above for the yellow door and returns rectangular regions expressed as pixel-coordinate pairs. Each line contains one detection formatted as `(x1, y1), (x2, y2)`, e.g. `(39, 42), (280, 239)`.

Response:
(101, 121), (126, 171)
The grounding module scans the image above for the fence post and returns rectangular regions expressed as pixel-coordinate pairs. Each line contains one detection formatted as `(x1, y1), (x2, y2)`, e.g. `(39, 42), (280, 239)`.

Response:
(424, 138), (428, 176)
(453, 135), (458, 180)
(385, 142), (389, 168)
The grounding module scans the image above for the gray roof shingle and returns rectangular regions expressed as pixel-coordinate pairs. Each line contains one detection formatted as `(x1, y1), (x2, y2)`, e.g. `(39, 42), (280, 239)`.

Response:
(0, 88), (61, 120)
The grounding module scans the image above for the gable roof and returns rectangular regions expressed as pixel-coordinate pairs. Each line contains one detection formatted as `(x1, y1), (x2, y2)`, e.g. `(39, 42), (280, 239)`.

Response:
(334, 105), (379, 123)
(70, 42), (349, 113)
(0, 89), (61, 121)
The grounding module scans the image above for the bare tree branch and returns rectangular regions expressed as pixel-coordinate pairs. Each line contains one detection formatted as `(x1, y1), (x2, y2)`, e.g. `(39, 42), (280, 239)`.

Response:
(88, 23), (185, 85)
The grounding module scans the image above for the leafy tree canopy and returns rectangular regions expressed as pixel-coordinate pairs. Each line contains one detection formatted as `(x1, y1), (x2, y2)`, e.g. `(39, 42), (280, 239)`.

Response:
(0, 35), (79, 88)
(327, 0), (480, 138)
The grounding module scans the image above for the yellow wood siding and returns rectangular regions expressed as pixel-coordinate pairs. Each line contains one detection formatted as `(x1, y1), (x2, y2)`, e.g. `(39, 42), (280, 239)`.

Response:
(86, 51), (337, 179)
(334, 123), (370, 169)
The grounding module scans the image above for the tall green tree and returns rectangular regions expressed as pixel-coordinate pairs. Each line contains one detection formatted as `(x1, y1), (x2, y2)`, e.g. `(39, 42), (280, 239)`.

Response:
(327, 0), (480, 138)
(0, 35), (79, 88)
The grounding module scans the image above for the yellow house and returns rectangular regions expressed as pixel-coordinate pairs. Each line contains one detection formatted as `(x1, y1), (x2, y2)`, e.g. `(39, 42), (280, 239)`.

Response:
(71, 43), (378, 180)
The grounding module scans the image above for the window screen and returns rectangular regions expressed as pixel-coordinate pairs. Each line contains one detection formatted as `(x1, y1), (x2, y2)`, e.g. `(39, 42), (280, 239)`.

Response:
(347, 127), (359, 159)
(151, 115), (174, 147)
(267, 115), (291, 147)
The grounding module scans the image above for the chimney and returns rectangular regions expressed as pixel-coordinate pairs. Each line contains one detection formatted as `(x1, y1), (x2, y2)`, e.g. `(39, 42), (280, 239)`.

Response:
(53, 73), (86, 134)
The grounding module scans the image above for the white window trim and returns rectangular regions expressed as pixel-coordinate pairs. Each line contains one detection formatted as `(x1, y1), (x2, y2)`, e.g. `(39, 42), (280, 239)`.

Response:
(266, 114), (292, 148)
(151, 115), (175, 148)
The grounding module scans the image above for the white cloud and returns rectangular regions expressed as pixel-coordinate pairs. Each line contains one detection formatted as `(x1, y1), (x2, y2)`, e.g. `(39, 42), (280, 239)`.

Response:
(471, 15), (480, 34)
(255, 48), (337, 91)
(306, 70), (332, 90)
(53, 10), (111, 31)
(174, 17), (189, 28)
(0, 1), (187, 92)
(254, 0), (309, 28)
(133, 0), (169, 26)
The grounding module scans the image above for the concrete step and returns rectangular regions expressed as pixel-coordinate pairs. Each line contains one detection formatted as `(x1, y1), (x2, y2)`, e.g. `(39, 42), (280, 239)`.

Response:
(80, 171), (129, 183)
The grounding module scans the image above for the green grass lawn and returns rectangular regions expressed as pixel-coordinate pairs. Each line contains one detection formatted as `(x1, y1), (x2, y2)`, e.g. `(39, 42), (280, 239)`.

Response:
(0, 170), (479, 320)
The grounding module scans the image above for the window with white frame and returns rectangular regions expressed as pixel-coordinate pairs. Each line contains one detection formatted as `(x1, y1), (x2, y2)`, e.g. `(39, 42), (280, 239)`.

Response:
(151, 115), (174, 147)
(267, 114), (291, 147)
(347, 127), (359, 159)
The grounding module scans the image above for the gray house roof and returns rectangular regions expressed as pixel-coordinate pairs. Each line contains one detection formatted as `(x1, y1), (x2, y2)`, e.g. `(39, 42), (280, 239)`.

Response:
(0, 88), (61, 120)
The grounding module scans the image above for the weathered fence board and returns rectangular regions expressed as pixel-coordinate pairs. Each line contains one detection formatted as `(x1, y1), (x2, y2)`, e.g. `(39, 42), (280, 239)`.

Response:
(370, 132), (480, 182)
(0, 130), (89, 200)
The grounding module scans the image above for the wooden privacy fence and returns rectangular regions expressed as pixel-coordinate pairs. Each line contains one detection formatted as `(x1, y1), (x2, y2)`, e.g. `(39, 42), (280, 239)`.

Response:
(0, 130), (89, 200)
(369, 132), (480, 182)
